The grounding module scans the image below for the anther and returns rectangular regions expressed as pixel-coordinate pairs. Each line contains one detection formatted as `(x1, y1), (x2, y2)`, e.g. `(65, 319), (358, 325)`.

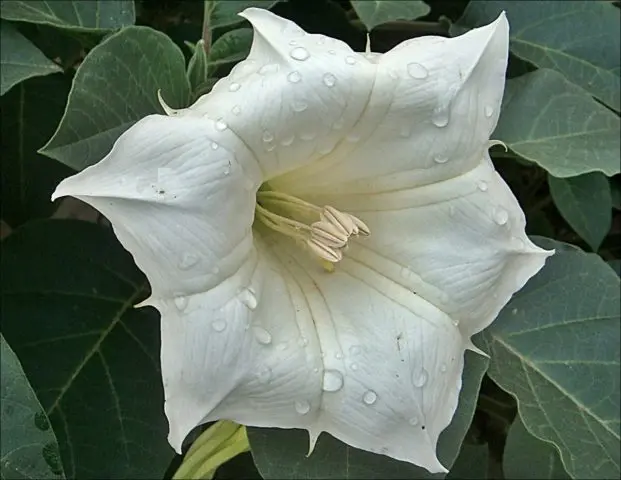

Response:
(322, 206), (356, 236)
(311, 221), (348, 248)
(306, 238), (343, 263)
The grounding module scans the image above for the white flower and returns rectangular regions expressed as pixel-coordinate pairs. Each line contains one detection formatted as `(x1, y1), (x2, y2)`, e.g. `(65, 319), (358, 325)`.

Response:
(52, 8), (553, 473)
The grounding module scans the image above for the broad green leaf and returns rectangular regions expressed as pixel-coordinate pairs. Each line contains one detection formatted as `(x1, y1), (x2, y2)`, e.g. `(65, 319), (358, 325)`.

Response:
(548, 172), (612, 251)
(0, 0), (135, 32)
(204, 0), (280, 30)
(208, 28), (253, 76)
(0, 20), (60, 96)
(503, 415), (569, 480)
(249, 350), (489, 479)
(1, 74), (72, 226)
(611, 178), (621, 210)
(1, 334), (65, 479)
(1, 220), (173, 478)
(39, 26), (190, 171)
(187, 39), (209, 95)
(484, 237), (620, 479)
(455, 0), (620, 110)
(351, 0), (430, 31)
(445, 443), (488, 479)
(494, 69), (620, 178)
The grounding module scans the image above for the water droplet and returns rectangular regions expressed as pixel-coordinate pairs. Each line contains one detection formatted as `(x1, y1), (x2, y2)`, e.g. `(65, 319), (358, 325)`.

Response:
(34, 411), (50, 431)
(262, 130), (274, 143)
(346, 132), (361, 143)
(345, 56), (356, 65)
(362, 390), (378, 405)
(322, 369), (344, 392)
(290, 47), (310, 61)
(493, 206), (509, 225)
(512, 308), (518, 315)
(477, 180), (489, 192)
(407, 62), (428, 79)
(328, 49), (336, 55)
(312, 367), (320, 374)
(210, 141), (219, 150)
(292, 100), (308, 112)
(322, 73), (337, 87)
(212, 265), (220, 275)
(350, 362), (359, 371)
(433, 154), (448, 164)
(335, 352), (344, 360)
(349, 345), (362, 356)
(289, 40), (297, 46)
(212, 320), (226, 332)
(318, 143), (335, 155)
(287, 71), (302, 83)
(431, 106), (450, 128)
(408, 416), (419, 426)
(239, 287), (258, 310)
(232, 105), (242, 116)
(259, 63), (279, 75)
(412, 369), (428, 388)
(295, 400), (311, 415)
(297, 336), (308, 347)
(300, 131), (317, 141)
(484, 105), (494, 117)
(253, 326), (272, 345)
(256, 366), (272, 383)
(451, 318), (460, 327)
(440, 363), (447, 373)
(277, 341), (289, 351)
(178, 252), (198, 270)
(316, 35), (326, 45)
(215, 118), (228, 131)
(281, 134), (295, 146)
(174, 296), (188, 311)
(229, 82), (241, 92)
(388, 70), (399, 80)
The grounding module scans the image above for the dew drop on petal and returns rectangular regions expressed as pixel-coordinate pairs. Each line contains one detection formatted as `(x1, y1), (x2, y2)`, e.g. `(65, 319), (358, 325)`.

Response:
(292, 100), (308, 112)
(412, 369), (428, 388)
(335, 352), (344, 360)
(313, 367), (320, 374)
(253, 326), (272, 345)
(288, 40), (297, 46)
(512, 308), (519, 315)
(295, 400), (311, 415)
(433, 154), (449, 164)
(231, 105), (242, 116)
(239, 287), (258, 310)
(228, 82), (241, 92)
(318, 143), (335, 155)
(328, 49), (336, 55)
(174, 296), (188, 311)
(297, 336), (308, 347)
(440, 363), (447, 373)
(484, 105), (494, 117)
(215, 118), (228, 131)
(493, 206), (509, 225)
(212, 320), (226, 332)
(407, 62), (428, 79)
(322, 369), (344, 392)
(300, 131), (317, 141)
(212, 265), (220, 275)
(362, 390), (377, 405)
(350, 362), (358, 371)
(322, 73), (337, 87)
(451, 317), (460, 327)
(409, 416), (419, 426)
(259, 63), (279, 75)
(287, 71), (302, 83)
(349, 345), (362, 356)
(178, 252), (198, 270)
(277, 341), (289, 351)
(256, 366), (272, 383)
(431, 107), (450, 128)
(280, 134), (295, 146)
(262, 130), (274, 143)
(477, 180), (489, 192)
(290, 47), (310, 61)
(345, 56), (356, 65)
(346, 132), (361, 143)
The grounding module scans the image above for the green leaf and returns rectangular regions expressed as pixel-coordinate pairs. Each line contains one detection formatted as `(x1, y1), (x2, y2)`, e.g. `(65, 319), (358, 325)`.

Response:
(1, 74), (72, 226)
(503, 415), (570, 480)
(249, 350), (489, 479)
(484, 237), (620, 479)
(351, 0), (430, 31)
(39, 26), (190, 171)
(548, 172), (612, 251)
(1, 334), (65, 479)
(208, 28), (253, 76)
(0, 0), (135, 32)
(494, 69), (620, 178)
(204, 0), (280, 30)
(455, 0), (620, 111)
(0, 220), (173, 478)
(445, 443), (488, 479)
(0, 20), (61, 96)
(187, 39), (209, 95)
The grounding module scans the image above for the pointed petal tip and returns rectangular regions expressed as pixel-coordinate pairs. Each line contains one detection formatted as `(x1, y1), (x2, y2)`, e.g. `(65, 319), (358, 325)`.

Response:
(306, 429), (322, 457)
(466, 339), (489, 358)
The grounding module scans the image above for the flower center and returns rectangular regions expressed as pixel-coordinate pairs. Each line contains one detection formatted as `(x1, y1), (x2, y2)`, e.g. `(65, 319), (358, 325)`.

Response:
(255, 190), (370, 267)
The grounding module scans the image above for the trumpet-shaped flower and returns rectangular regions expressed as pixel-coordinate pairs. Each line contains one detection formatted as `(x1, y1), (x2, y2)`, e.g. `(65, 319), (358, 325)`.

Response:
(52, 8), (553, 473)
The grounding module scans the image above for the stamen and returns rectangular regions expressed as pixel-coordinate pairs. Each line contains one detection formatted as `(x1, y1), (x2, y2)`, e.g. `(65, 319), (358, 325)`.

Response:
(310, 221), (348, 248)
(321, 206), (355, 236)
(306, 238), (343, 263)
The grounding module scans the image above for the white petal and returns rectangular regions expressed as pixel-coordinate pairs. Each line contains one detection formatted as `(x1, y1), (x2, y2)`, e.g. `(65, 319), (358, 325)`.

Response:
(275, 13), (509, 194)
(52, 114), (261, 298)
(176, 8), (377, 178)
(294, 156), (553, 337)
